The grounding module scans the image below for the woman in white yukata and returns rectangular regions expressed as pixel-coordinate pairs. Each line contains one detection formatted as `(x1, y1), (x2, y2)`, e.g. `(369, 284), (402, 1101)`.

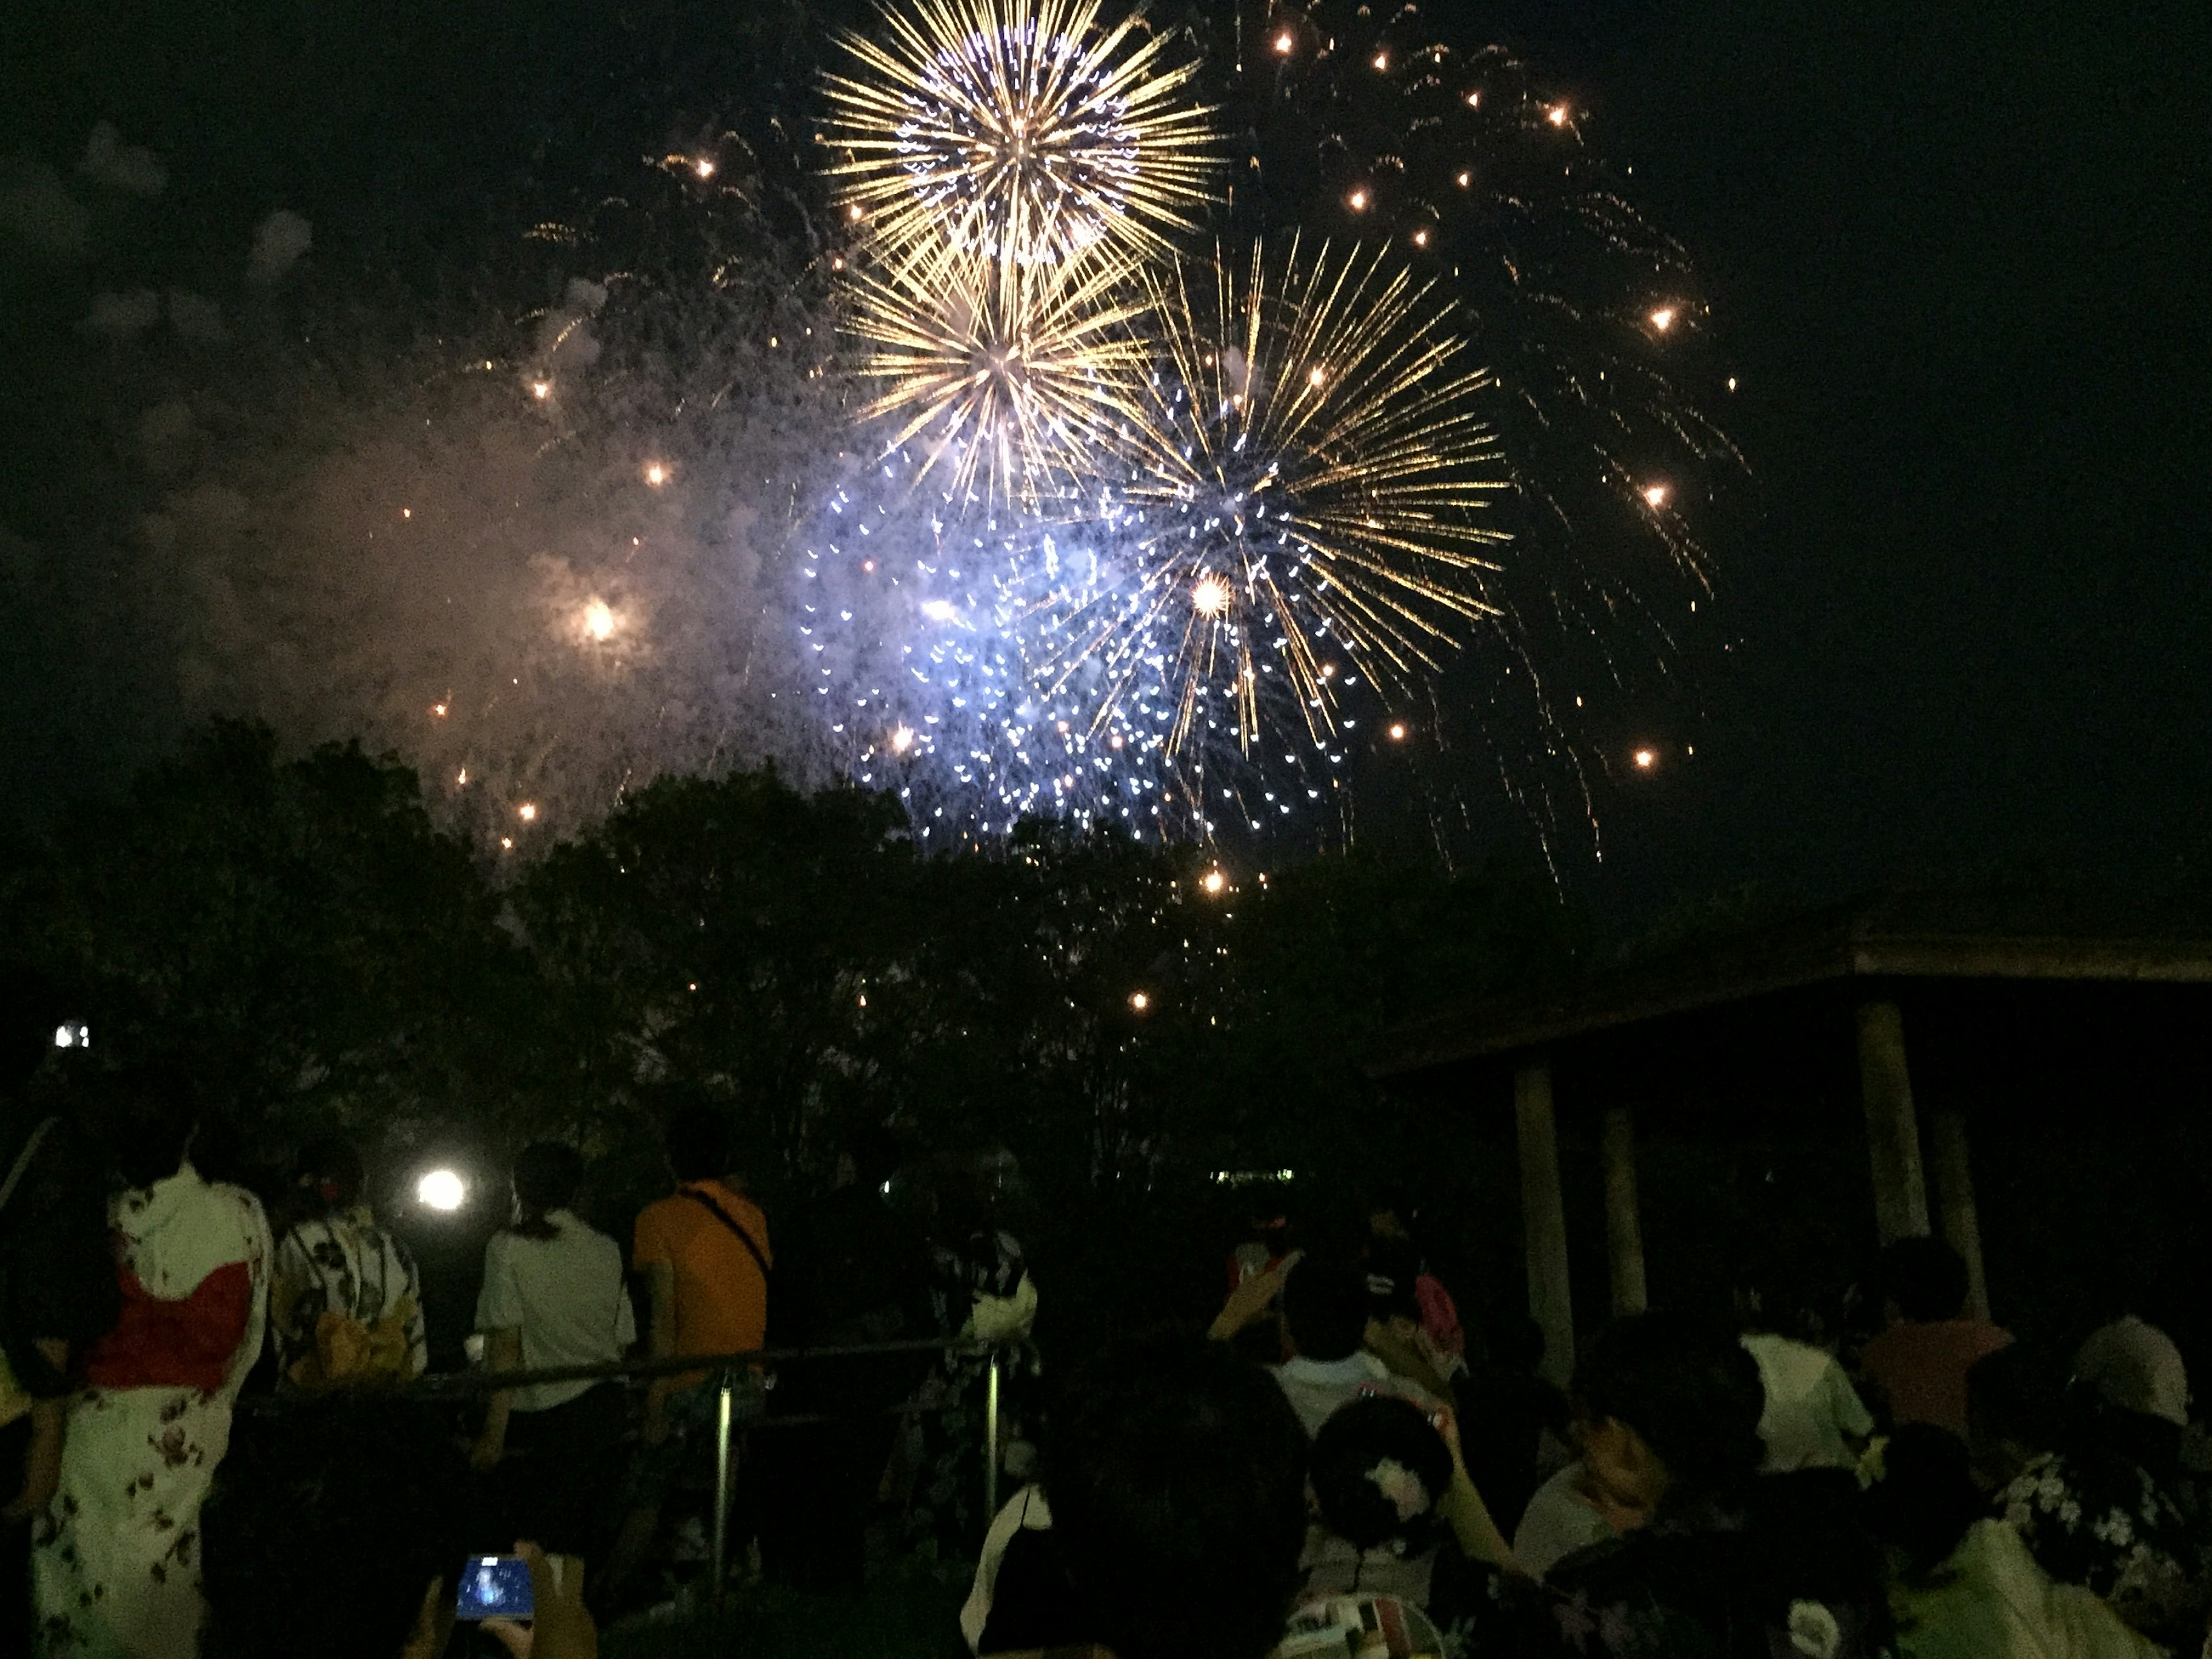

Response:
(32, 1067), (271, 1659)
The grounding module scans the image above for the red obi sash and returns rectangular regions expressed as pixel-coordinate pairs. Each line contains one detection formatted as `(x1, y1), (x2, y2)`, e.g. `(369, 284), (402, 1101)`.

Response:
(82, 1260), (254, 1393)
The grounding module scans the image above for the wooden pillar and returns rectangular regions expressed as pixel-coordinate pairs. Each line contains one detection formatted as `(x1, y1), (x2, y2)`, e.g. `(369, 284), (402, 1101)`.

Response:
(1856, 999), (1929, 1243)
(1600, 1106), (1649, 1315)
(1515, 1056), (1575, 1387)
(1929, 1108), (1991, 1320)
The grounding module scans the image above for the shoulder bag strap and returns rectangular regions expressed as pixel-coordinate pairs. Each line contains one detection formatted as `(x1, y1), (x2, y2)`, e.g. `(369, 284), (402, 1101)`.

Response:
(681, 1189), (772, 1283)
(0, 1118), (58, 1215)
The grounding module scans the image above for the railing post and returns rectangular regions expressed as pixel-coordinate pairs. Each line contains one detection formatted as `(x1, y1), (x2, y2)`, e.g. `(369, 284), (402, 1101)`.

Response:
(982, 1347), (1002, 1528)
(711, 1368), (735, 1608)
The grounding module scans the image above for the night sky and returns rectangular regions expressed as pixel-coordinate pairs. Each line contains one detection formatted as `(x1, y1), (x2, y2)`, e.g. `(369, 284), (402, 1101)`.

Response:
(3, 0), (2206, 916)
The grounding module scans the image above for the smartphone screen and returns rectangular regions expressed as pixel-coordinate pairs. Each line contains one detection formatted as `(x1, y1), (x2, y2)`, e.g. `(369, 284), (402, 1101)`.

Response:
(454, 1556), (534, 1621)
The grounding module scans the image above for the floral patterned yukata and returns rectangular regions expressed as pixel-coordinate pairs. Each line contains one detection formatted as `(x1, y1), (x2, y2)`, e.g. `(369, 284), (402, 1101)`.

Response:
(32, 1164), (271, 1659)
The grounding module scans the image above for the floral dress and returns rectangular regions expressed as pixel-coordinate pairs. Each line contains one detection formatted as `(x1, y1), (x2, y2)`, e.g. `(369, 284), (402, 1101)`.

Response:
(907, 1227), (1031, 1548)
(32, 1164), (271, 1659)
(1999, 1429), (2212, 1654)
(1430, 1474), (1894, 1658)
(270, 1206), (427, 1387)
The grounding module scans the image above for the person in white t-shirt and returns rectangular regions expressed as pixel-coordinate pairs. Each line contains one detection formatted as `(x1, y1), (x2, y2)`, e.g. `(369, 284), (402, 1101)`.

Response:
(1737, 1281), (1872, 1472)
(471, 1142), (637, 1560)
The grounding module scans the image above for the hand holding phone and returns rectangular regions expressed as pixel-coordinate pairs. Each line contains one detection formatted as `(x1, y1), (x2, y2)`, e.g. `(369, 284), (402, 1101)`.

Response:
(476, 1542), (597, 1659)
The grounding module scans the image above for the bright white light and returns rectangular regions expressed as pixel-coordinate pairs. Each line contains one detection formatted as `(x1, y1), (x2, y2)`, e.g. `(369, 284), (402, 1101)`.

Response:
(1388, 722), (1408, 741)
(921, 598), (959, 623)
(53, 1022), (88, 1050)
(1274, 31), (1293, 52)
(1633, 748), (1657, 770)
(1202, 869), (1226, 895)
(584, 600), (615, 640)
(416, 1169), (466, 1211)
(1347, 188), (1369, 211)
(1191, 575), (1232, 618)
(1128, 991), (1150, 1012)
(891, 725), (916, 753)
(517, 802), (538, 823)
(644, 462), (668, 486)
(1649, 306), (1676, 332)
(694, 159), (715, 179)
(530, 381), (551, 400)
(1546, 104), (1570, 127)
(1641, 483), (1670, 509)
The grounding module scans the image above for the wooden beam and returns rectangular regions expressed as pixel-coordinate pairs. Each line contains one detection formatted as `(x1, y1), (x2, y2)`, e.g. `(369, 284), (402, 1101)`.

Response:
(1600, 1106), (1648, 1315)
(1515, 1056), (1575, 1387)
(1929, 1108), (1991, 1320)
(1856, 998), (1929, 1243)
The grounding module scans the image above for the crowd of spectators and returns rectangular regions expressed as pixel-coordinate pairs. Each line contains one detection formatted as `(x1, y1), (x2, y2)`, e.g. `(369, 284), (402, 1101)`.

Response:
(7, 967), (2212, 1659)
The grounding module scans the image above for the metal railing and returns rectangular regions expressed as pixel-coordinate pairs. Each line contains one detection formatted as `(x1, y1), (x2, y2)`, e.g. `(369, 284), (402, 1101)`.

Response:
(387, 1334), (1018, 1601)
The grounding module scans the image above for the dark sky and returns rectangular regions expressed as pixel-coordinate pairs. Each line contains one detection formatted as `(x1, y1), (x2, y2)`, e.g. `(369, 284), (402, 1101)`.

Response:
(3, 0), (2207, 914)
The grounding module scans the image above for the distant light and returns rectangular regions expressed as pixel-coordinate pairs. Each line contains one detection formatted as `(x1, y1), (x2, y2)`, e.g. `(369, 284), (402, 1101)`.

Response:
(831, 256), (846, 271)
(584, 599), (615, 640)
(1465, 90), (1480, 108)
(401, 508), (412, 519)
(1727, 376), (1738, 392)
(1649, 306), (1676, 332)
(1372, 51), (1388, 70)
(432, 702), (448, 717)
(53, 1022), (89, 1051)
(456, 768), (468, 785)
(1274, 31), (1293, 52)
(1307, 366), (1327, 387)
(1202, 869), (1227, 895)
(848, 204), (864, 222)
(921, 598), (959, 623)
(1641, 483), (1670, 509)
(1633, 748), (1657, 770)
(645, 462), (669, 486)
(416, 1169), (466, 1211)
(1455, 170), (1471, 187)
(517, 802), (537, 822)
(499, 836), (514, 850)
(1546, 104), (1570, 127)
(861, 558), (876, 573)
(891, 725), (915, 753)
(1411, 228), (1430, 247)
(694, 158), (715, 179)
(1388, 722), (1407, 741)
(1191, 574), (1232, 617)
(1128, 991), (1150, 1012)
(1347, 187), (1369, 210)
(530, 381), (551, 400)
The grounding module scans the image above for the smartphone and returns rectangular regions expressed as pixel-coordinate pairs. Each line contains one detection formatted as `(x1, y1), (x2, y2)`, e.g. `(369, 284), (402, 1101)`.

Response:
(453, 1556), (534, 1621)
(1353, 1381), (1449, 1434)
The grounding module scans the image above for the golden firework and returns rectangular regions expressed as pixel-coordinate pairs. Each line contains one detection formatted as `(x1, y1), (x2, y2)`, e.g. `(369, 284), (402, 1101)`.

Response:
(823, 0), (1219, 272)
(843, 240), (1150, 501)
(1088, 236), (1511, 758)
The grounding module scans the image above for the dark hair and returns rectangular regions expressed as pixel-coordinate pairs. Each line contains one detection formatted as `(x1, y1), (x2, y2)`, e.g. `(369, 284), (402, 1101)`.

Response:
(1047, 1332), (1309, 1659)
(1865, 1424), (1985, 1579)
(1283, 1253), (1372, 1363)
(1310, 1395), (1452, 1555)
(0, 965), (60, 1093)
(1575, 1312), (1765, 1500)
(291, 1135), (365, 1214)
(108, 1062), (199, 1189)
(1879, 1236), (1970, 1322)
(1967, 1342), (2061, 1455)
(664, 1103), (732, 1183)
(200, 1396), (468, 1659)
(510, 1141), (584, 1240)
(845, 1120), (904, 1188)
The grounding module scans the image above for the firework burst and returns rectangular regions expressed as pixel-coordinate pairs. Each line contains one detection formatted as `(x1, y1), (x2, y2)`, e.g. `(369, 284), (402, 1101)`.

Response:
(823, 0), (1221, 271)
(842, 240), (1152, 500)
(1046, 236), (1510, 770)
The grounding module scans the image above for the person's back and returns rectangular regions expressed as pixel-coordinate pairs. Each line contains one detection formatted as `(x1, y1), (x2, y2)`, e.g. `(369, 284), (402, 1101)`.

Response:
(1743, 1331), (1873, 1471)
(272, 1137), (427, 1390)
(632, 1166), (770, 1372)
(1858, 1237), (2009, 1437)
(1268, 1254), (1408, 1437)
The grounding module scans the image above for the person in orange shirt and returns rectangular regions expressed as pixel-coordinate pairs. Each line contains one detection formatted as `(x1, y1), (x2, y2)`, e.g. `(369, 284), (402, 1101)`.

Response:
(608, 1103), (772, 1602)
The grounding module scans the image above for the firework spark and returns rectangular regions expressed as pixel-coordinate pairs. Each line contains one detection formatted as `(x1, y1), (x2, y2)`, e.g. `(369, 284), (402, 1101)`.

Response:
(823, 0), (1219, 271)
(842, 240), (1151, 499)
